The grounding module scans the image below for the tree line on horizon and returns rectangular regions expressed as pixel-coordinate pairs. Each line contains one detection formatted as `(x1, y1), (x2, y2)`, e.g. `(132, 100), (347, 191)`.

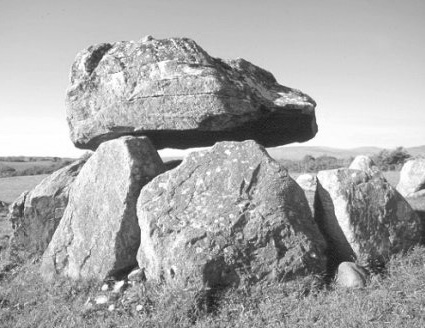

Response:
(0, 147), (417, 178)
(0, 159), (74, 178)
(279, 146), (413, 173)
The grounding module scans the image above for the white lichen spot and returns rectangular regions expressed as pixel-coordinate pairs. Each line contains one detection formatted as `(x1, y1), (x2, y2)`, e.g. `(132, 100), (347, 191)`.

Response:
(215, 167), (222, 173)
(158, 182), (168, 189)
(224, 150), (231, 156)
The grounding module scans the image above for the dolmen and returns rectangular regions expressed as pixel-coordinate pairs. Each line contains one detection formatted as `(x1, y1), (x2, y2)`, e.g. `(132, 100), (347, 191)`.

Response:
(6, 38), (424, 295)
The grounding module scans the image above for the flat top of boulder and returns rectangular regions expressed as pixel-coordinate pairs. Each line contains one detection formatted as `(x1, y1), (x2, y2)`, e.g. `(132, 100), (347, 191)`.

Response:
(67, 36), (317, 150)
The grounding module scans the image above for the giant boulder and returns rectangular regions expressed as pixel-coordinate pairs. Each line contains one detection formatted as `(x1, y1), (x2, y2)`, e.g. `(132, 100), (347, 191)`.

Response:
(66, 36), (317, 150)
(137, 140), (326, 290)
(40, 137), (165, 280)
(8, 159), (86, 261)
(315, 168), (422, 265)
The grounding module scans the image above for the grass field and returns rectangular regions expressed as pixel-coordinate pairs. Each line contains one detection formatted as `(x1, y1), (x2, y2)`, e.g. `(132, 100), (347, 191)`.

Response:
(0, 246), (424, 327)
(0, 161), (58, 170)
(0, 175), (48, 203)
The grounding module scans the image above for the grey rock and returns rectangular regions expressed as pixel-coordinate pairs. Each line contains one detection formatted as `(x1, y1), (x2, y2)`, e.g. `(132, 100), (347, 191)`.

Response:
(336, 262), (367, 288)
(40, 136), (165, 280)
(8, 160), (86, 261)
(315, 168), (422, 264)
(112, 280), (126, 294)
(66, 37), (317, 150)
(296, 173), (317, 192)
(137, 140), (326, 290)
(127, 268), (145, 282)
(405, 194), (425, 235)
(8, 191), (29, 223)
(397, 158), (425, 197)
(349, 155), (378, 174)
(95, 295), (109, 305)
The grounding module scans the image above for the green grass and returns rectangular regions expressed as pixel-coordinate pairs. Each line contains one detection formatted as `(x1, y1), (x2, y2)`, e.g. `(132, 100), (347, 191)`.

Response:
(0, 175), (48, 203)
(1, 246), (425, 328)
(0, 161), (57, 170)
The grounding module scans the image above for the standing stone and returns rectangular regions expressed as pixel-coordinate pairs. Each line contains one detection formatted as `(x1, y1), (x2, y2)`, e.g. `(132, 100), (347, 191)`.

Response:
(315, 168), (422, 265)
(40, 136), (165, 280)
(66, 36), (317, 150)
(137, 140), (326, 290)
(8, 159), (86, 261)
(397, 158), (425, 197)
(397, 159), (425, 230)
(349, 155), (378, 173)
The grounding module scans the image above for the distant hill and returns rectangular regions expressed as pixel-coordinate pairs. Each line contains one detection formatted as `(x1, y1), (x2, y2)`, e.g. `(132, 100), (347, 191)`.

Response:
(0, 156), (77, 178)
(406, 145), (425, 158)
(267, 145), (425, 161)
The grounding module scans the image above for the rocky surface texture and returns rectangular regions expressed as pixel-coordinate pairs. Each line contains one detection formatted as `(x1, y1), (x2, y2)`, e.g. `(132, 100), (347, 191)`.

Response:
(397, 158), (425, 198)
(8, 159), (86, 261)
(397, 159), (425, 230)
(136, 140), (326, 290)
(40, 137), (165, 280)
(315, 168), (422, 266)
(66, 36), (317, 150)
(0, 201), (11, 253)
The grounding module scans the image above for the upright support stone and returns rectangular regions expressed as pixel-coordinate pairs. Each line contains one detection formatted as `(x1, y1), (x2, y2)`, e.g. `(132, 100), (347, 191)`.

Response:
(8, 159), (86, 261)
(315, 168), (422, 266)
(40, 136), (165, 280)
(137, 140), (326, 290)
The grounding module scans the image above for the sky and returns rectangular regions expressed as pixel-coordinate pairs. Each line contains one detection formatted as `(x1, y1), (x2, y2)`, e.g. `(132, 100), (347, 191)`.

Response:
(0, 0), (424, 157)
